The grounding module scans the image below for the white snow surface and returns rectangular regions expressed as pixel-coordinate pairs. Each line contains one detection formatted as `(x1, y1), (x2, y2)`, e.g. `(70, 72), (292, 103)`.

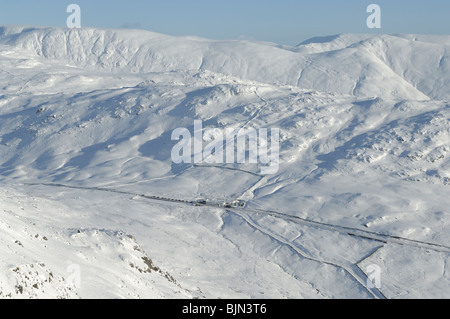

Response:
(0, 26), (449, 299)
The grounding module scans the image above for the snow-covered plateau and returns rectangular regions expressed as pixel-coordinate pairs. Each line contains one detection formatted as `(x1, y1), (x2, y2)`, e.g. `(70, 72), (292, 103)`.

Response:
(0, 26), (449, 299)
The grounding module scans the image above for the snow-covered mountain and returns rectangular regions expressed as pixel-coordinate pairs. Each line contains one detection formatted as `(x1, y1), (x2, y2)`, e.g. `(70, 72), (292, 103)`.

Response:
(2, 26), (449, 100)
(0, 26), (449, 299)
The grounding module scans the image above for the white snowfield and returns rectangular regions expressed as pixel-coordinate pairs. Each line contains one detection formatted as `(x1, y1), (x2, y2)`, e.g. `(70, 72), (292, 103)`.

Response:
(0, 26), (449, 299)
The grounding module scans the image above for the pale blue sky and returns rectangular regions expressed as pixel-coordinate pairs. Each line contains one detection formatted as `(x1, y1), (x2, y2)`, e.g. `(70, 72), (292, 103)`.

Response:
(0, 0), (449, 45)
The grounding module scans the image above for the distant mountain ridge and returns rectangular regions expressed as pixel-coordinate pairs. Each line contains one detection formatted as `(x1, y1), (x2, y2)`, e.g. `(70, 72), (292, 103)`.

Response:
(1, 26), (449, 100)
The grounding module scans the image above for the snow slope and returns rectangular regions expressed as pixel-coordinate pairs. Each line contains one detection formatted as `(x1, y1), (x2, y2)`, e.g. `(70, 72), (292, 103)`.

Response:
(0, 26), (449, 299)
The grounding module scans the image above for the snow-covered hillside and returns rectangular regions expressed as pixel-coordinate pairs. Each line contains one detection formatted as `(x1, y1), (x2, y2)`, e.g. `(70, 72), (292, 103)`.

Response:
(0, 26), (449, 298)
(2, 27), (449, 100)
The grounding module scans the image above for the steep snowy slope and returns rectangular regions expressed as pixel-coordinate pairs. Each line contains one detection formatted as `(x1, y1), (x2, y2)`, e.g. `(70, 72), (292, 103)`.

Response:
(0, 26), (449, 299)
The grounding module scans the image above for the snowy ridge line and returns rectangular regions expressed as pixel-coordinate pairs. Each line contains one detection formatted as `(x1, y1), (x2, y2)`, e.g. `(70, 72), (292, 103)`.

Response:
(228, 210), (386, 299)
(3, 27), (449, 100)
(22, 182), (450, 254)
